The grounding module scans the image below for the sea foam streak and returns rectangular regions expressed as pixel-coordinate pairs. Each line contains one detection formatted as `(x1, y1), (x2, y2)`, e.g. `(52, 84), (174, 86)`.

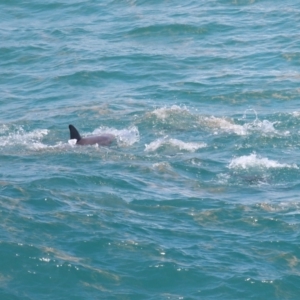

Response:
(229, 153), (298, 169)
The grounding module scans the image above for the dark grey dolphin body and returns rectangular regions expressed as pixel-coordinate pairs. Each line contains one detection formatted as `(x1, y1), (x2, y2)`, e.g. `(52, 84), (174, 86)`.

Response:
(69, 124), (115, 146)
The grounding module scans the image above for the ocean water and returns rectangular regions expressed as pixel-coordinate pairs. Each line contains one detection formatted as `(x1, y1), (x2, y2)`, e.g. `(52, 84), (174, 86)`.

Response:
(1, 0), (300, 299)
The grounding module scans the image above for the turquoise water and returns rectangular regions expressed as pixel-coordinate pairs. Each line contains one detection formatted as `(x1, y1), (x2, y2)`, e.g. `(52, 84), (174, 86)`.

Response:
(1, 1), (300, 299)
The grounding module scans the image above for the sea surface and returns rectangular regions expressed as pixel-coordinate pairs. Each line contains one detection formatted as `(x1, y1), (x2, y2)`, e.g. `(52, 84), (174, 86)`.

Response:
(1, 1), (300, 299)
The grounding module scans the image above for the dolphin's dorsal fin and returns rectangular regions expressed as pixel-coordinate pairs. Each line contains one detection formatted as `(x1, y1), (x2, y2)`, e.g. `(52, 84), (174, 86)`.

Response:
(69, 125), (82, 141)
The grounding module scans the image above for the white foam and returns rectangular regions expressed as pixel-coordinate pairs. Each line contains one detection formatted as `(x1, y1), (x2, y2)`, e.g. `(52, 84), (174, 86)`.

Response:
(169, 138), (206, 152)
(292, 111), (300, 117)
(229, 153), (298, 170)
(30, 142), (50, 150)
(0, 127), (49, 147)
(93, 126), (139, 146)
(68, 139), (77, 146)
(27, 141), (67, 151)
(145, 138), (165, 152)
(145, 137), (206, 152)
(0, 124), (9, 134)
(0, 127), (74, 151)
(246, 119), (278, 134)
(151, 105), (189, 119)
(152, 162), (172, 171)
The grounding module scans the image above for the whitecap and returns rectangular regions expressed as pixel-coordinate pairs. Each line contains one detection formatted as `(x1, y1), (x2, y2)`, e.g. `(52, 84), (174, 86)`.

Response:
(145, 137), (206, 152)
(228, 153), (298, 169)
(169, 138), (206, 152)
(151, 105), (190, 120)
(292, 111), (300, 117)
(30, 142), (50, 150)
(0, 124), (9, 134)
(202, 116), (247, 135)
(202, 115), (279, 136)
(145, 138), (165, 152)
(0, 127), (49, 147)
(245, 119), (278, 135)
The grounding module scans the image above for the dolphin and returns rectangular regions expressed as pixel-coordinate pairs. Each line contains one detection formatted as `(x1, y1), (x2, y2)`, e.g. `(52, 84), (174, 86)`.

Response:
(69, 124), (115, 146)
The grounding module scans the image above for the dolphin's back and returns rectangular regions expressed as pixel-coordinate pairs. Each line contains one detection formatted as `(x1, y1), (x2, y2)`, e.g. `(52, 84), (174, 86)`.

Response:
(69, 124), (115, 146)
(77, 134), (115, 146)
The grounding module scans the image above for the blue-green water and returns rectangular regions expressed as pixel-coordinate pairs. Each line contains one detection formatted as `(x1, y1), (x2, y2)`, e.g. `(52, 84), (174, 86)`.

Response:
(1, 1), (300, 299)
